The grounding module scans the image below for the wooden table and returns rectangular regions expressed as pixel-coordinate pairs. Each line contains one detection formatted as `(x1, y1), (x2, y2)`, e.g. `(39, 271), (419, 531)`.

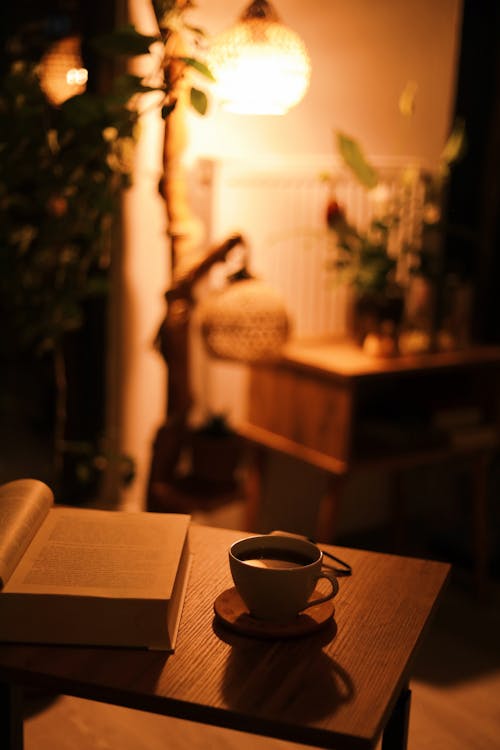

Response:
(0, 524), (450, 750)
(237, 340), (500, 589)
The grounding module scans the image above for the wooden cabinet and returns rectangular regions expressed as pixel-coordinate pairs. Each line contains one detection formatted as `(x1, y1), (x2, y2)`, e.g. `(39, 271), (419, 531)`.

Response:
(237, 339), (500, 591)
(242, 340), (500, 468)
(248, 364), (353, 467)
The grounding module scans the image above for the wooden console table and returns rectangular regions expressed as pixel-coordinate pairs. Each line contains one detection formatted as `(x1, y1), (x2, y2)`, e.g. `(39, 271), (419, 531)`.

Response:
(237, 340), (500, 590)
(0, 524), (450, 750)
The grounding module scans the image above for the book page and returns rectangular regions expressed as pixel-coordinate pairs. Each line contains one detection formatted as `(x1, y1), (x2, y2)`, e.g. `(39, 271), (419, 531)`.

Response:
(4, 507), (190, 599)
(0, 479), (53, 588)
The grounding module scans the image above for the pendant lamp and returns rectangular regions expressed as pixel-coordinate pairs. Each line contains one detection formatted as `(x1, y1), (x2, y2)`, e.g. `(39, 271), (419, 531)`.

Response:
(207, 0), (311, 115)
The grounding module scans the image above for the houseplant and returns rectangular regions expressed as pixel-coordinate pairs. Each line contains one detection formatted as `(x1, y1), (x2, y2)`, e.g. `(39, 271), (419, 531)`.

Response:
(0, 4), (213, 498)
(324, 115), (466, 355)
(324, 166), (403, 352)
(0, 52), (139, 496)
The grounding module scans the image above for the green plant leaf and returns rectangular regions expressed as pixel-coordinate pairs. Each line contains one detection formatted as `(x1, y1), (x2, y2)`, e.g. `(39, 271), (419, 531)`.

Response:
(180, 57), (216, 81)
(441, 117), (466, 166)
(336, 132), (378, 190)
(109, 74), (164, 105)
(190, 87), (208, 115)
(60, 93), (106, 126)
(85, 276), (109, 296)
(161, 101), (177, 118)
(185, 24), (206, 38)
(92, 25), (160, 57)
(398, 80), (418, 118)
(151, 0), (177, 26)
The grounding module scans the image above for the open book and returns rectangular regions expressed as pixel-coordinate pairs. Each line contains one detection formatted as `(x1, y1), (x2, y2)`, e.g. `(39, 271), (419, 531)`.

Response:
(0, 479), (191, 650)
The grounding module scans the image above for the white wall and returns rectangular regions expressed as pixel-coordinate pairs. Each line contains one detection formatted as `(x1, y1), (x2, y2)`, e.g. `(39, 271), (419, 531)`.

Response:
(187, 0), (462, 164)
(119, 0), (168, 510)
(121, 0), (463, 512)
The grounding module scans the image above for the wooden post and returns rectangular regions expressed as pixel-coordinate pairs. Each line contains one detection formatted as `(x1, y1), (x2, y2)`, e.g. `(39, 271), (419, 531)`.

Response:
(147, 235), (246, 512)
(382, 685), (412, 750)
(0, 683), (23, 750)
(145, 2), (248, 511)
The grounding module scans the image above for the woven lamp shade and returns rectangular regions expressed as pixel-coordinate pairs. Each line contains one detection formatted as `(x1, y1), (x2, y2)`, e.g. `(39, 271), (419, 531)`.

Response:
(208, 0), (310, 115)
(199, 278), (290, 362)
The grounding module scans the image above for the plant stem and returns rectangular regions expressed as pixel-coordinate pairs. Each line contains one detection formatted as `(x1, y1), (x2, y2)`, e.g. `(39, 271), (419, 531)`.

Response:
(53, 342), (67, 491)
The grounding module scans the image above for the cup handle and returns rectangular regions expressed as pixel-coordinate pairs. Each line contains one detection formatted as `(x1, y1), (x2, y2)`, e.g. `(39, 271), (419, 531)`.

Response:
(301, 569), (339, 611)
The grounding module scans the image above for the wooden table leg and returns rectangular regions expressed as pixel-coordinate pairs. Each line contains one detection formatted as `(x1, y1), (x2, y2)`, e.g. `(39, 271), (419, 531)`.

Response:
(315, 473), (346, 543)
(0, 683), (24, 750)
(243, 444), (266, 533)
(471, 453), (490, 596)
(381, 686), (411, 750)
(390, 470), (406, 553)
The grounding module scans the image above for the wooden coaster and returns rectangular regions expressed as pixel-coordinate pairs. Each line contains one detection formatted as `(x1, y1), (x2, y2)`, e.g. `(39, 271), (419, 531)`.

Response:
(214, 587), (335, 639)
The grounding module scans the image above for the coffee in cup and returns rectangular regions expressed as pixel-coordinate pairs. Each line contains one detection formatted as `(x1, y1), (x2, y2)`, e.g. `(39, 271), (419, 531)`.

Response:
(229, 534), (339, 621)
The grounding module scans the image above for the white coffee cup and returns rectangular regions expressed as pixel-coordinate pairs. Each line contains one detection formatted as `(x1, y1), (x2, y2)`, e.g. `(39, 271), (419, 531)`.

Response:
(229, 534), (339, 621)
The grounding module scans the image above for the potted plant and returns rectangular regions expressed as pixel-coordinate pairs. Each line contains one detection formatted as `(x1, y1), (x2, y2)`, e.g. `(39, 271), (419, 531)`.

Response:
(0, 50), (139, 495)
(190, 413), (242, 488)
(324, 117), (466, 355)
(0, 6), (213, 498)
(325, 182), (404, 351)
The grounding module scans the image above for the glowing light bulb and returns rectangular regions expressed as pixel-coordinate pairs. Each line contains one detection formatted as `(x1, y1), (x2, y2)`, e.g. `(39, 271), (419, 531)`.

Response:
(208, 2), (311, 116)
